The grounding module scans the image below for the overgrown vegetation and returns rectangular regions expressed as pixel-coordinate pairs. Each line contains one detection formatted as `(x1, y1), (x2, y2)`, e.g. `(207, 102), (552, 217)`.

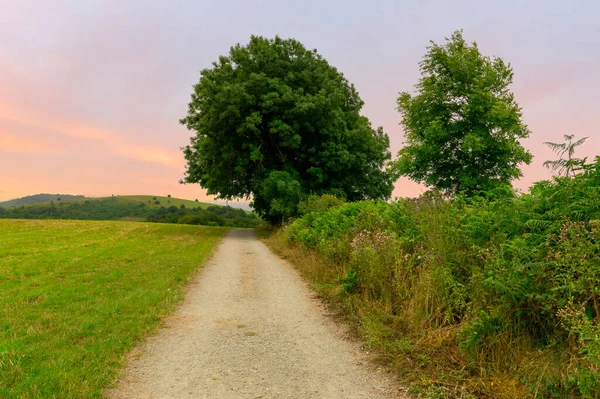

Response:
(0, 196), (263, 228)
(0, 219), (227, 398)
(267, 157), (600, 398)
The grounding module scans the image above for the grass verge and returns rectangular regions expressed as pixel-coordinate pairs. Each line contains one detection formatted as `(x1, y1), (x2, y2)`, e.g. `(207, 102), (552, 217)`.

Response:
(263, 230), (530, 399)
(0, 219), (227, 398)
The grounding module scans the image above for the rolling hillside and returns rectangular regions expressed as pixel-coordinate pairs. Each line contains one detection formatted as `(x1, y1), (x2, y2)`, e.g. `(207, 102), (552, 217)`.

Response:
(0, 193), (85, 207)
(0, 194), (214, 209)
(0, 194), (262, 228)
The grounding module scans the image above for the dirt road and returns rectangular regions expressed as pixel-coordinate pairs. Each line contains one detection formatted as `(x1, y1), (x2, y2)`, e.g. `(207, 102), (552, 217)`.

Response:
(108, 229), (405, 399)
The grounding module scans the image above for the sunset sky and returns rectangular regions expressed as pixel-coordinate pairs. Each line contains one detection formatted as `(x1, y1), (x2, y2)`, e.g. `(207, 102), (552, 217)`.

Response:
(1, 0), (599, 203)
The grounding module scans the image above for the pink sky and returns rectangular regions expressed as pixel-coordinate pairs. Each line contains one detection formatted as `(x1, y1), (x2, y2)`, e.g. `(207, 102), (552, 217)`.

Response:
(1, 0), (599, 203)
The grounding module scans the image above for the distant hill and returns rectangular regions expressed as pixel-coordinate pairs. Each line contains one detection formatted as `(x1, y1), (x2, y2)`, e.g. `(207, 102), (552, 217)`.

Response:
(0, 194), (262, 228)
(0, 193), (86, 207)
(0, 194), (251, 211)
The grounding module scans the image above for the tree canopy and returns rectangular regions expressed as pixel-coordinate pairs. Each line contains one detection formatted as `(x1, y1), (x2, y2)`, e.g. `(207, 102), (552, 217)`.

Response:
(180, 36), (393, 222)
(394, 30), (532, 194)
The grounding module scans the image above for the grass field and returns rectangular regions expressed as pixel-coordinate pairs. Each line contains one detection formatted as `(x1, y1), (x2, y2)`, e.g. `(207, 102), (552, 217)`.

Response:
(0, 219), (227, 398)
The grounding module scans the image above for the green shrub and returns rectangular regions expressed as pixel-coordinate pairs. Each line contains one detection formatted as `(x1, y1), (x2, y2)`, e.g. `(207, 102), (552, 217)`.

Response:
(177, 214), (203, 225)
(298, 194), (346, 216)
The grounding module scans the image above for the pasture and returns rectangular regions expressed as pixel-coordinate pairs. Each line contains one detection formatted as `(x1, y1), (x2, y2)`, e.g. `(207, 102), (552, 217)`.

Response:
(0, 219), (226, 398)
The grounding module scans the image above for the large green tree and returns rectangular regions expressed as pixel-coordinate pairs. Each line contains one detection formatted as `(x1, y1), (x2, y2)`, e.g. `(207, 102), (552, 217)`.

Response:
(180, 36), (393, 222)
(395, 30), (532, 194)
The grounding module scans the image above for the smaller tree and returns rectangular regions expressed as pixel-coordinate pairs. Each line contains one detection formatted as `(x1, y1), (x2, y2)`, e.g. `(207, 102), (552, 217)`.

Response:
(395, 30), (532, 194)
(253, 171), (303, 224)
(543, 135), (588, 177)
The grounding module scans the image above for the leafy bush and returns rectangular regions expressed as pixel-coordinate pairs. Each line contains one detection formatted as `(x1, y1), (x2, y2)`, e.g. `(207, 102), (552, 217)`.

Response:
(297, 194), (346, 216)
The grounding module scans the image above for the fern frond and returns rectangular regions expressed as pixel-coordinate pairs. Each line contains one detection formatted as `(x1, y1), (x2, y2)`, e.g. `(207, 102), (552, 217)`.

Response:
(543, 142), (566, 152)
(543, 159), (566, 171)
(525, 219), (552, 232)
(572, 137), (588, 147)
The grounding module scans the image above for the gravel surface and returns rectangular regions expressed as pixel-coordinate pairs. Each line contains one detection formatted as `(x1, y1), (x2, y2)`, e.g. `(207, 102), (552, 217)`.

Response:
(108, 229), (407, 399)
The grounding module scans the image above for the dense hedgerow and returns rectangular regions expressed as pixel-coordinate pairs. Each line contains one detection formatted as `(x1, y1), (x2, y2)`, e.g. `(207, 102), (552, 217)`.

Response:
(146, 204), (263, 228)
(282, 157), (600, 398)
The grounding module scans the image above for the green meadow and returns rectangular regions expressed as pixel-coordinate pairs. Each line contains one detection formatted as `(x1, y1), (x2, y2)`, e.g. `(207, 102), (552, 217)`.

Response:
(0, 219), (227, 398)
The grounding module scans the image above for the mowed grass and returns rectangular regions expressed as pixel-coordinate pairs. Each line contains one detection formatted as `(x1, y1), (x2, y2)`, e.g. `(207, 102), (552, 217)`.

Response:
(0, 219), (228, 398)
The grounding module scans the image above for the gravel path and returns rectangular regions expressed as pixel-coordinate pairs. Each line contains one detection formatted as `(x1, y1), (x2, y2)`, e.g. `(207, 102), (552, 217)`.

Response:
(108, 229), (406, 399)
